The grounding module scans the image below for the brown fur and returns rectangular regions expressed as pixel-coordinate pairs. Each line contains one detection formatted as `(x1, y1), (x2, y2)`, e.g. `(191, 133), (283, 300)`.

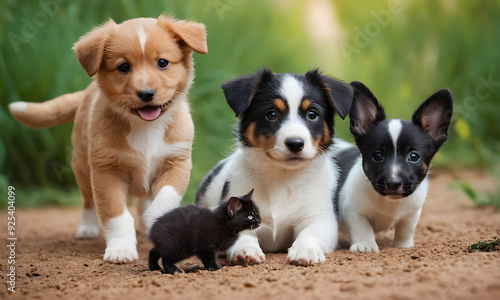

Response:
(9, 15), (207, 263)
(274, 98), (287, 112)
(301, 99), (311, 111)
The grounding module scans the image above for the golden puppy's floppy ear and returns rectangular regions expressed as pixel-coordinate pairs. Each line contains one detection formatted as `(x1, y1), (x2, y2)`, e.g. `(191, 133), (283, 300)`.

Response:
(159, 15), (208, 54)
(73, 19), (117, 77)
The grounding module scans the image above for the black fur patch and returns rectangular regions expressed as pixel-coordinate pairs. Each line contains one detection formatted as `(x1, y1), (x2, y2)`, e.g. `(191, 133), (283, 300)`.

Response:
(195, 160), (227, 205)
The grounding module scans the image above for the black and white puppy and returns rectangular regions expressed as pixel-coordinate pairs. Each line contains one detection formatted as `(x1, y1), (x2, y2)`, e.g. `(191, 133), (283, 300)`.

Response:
(333, 81), (453, 253)
(196, 68), (353, 265)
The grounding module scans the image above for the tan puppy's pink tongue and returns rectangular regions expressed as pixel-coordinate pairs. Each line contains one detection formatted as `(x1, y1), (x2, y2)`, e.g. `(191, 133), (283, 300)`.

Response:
(137, 106), (161, 121)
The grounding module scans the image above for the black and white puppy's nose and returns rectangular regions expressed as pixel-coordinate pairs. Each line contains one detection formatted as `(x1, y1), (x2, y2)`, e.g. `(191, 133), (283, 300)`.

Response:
(137, 89), (155, 102)
(285, 137), (305, 153)
(385, 178), (402, 191)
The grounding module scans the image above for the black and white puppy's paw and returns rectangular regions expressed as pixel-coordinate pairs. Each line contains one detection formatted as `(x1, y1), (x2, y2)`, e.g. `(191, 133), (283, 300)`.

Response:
(334, 82), (453, 253)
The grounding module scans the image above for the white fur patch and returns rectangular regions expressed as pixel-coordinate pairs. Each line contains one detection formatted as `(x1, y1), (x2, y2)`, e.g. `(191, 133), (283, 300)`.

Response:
(126, 107), (188, 191)
(75, 207), (101, 239)
(9, 101), (27, 112)
(280, 75), (304, 108)
(103, 207), (138, 264)
(137, 26), (147, 53)
(275, 75), (316, 160)
(388, 119), (403, 150)
(142, 185), (183, 232)
(388, 119), (403, 180)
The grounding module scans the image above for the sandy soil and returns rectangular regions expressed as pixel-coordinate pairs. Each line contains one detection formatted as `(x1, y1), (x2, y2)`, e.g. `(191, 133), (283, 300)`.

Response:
(1, 169), (499, 300)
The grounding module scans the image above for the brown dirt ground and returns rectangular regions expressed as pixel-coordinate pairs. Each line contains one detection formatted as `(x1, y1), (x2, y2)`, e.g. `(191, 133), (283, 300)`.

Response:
(1, 169), (500, 300)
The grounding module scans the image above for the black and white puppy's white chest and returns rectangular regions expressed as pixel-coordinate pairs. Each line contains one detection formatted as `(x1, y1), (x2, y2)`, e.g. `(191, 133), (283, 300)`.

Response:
(196, 69), (353, 266)
(334, 81), (453, 253)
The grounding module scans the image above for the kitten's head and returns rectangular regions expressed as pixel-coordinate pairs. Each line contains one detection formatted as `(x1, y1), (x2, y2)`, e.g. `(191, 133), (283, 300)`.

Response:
(224, 189), (261, 232)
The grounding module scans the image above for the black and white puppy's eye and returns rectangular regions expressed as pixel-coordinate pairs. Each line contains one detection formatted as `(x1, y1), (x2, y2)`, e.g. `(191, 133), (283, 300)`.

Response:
(117, 63), (131, 73)
(372, 151), (384, 162)
(266, 110), (278, 121)
(408, 151), (420, 163)
(247, 215), (254, 220)
(307, 109), (318, 120)
(157, 59), (170, 69)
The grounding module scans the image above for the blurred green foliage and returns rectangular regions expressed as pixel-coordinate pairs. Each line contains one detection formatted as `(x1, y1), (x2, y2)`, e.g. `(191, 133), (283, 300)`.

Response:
(1, 0), (499, 208)
(449, 180), (500, 209)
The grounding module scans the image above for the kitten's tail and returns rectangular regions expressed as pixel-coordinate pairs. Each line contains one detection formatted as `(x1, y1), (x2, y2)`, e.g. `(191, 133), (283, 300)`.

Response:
(148, 247), (162, 271)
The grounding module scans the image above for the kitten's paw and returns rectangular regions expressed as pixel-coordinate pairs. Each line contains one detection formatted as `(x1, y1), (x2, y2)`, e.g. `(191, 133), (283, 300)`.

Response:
(230, 246), (265, 265)
(205, 265), (221, 271)
(287, 247), (326, 266)
(350, 241), (379, 253)
(75, 223), (100, 239)
(103, 245), (139, 264)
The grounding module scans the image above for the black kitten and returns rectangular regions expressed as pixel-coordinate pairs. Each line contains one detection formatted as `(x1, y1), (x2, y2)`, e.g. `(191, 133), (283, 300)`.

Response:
(148, 189), (260, 274)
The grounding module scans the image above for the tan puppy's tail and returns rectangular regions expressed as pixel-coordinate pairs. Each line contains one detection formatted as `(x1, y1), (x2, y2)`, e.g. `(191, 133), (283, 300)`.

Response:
(9, 90), (85, 129)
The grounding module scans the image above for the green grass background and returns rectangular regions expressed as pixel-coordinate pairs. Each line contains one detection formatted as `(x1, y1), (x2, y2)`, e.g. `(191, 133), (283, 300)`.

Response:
(1, 0), (499, 208)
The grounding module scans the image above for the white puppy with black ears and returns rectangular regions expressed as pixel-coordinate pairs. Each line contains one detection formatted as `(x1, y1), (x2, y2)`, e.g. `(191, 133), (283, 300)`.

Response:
(333, 81), (453, 253)
(196, 68), (353, 266)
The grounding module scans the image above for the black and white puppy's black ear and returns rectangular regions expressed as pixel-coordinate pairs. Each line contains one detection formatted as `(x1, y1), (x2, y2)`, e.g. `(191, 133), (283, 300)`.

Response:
(221, 68), (273, 117)
(349, 81), (386, 138)
(412, 89), (453, 148)
(305, 69), (353, 119)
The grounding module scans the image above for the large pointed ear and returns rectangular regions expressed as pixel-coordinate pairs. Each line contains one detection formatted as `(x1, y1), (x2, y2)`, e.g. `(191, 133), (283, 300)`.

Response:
(412, 89), (453, 147)
(159, 15), (208, 54)
(305, 69), (353, 119)
(227, 197), (243, 218)
(73, 19), (116, 77)
(349, 81), (386, 138)
(221, 68), (273, 117)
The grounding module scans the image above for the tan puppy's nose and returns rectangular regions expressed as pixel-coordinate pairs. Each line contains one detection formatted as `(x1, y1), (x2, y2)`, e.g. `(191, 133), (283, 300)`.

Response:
(137, 89), (155, 102)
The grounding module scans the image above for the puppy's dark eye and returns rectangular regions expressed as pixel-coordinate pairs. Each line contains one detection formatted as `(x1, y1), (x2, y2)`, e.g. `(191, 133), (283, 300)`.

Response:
(307, 110), (318, 120)
(408, 152), (420, 163)
(266, 110), (278, 121)
(372, 152), (383, 162)
(157, 59), (170, 69)
(117, 63), (131, 73)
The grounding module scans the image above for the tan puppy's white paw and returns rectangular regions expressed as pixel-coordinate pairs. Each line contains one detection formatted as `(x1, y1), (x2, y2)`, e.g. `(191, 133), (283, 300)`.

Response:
(75, 208), (101, 239)
(103, 245), (139, 264)
(287, 247), (326, 266)
(230, 246), (265, 265)
(75, 224), (100, 239)
(350, 242), (379, 253)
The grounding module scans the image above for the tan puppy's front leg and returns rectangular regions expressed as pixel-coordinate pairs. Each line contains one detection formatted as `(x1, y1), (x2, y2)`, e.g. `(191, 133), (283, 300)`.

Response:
(142, 157), (192, 232)
(92, 170), (138, 264)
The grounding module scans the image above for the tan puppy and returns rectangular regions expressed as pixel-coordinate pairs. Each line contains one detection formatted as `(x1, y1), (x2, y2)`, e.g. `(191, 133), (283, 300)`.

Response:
(9, 15), (207, 264)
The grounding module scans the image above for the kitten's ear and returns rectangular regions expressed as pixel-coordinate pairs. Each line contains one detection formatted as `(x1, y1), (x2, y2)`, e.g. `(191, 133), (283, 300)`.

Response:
(227, 197), (243, 218)
(412, 89), (453, 148)
(221, 68), (273, 117)
(244, 189), (255, 199)
(349, 81), (386, 138)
